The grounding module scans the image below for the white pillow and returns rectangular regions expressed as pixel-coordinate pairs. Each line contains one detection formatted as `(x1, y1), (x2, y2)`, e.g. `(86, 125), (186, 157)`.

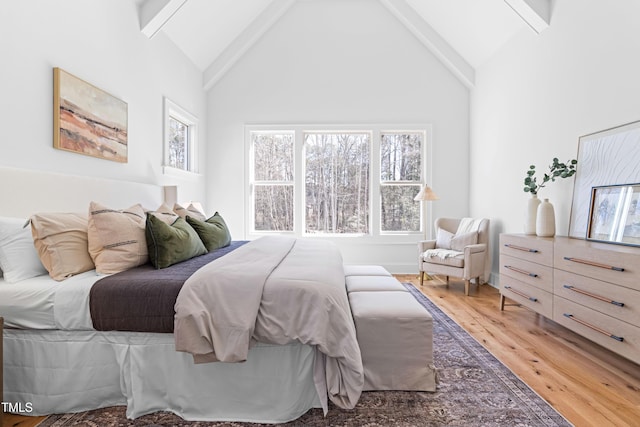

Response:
(450, 231), (478, 251)
(0, 222), (48, 283)
(0, 216), (25, 277)
(436, 228), (454, 249)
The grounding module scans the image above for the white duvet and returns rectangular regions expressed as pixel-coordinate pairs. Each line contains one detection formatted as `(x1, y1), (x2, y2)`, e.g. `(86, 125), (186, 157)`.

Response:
(174, 236), (364, 411)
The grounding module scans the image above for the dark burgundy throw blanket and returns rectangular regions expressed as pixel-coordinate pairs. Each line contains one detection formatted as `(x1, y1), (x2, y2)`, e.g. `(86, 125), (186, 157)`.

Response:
(90, 241), (247, 333)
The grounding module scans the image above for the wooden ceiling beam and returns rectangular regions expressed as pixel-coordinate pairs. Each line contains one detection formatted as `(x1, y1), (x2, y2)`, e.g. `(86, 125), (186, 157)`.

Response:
(203, 0), (296, 91)
(504, 0), (550, 34)
(377, 0), (475, 89)
(139, 0), (188, 39)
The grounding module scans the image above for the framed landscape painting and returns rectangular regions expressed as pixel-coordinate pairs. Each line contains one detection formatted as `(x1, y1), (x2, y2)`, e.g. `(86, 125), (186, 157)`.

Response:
(587, 183), (640, 247)
(53, 68), (128, 162)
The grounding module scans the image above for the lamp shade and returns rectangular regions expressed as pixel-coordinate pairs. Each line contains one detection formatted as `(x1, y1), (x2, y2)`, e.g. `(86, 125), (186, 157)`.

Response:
(414, 184), (439, 201)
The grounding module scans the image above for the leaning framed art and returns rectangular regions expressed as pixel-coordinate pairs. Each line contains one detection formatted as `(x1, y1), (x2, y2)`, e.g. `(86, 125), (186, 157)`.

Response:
(587, 183), (640, 247)
(568, 120), (640, 238)
(53, 67), (128, 162)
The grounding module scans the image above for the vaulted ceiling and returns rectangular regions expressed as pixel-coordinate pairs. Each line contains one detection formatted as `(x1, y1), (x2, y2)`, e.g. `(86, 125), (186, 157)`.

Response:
(137, 0), (550, 89)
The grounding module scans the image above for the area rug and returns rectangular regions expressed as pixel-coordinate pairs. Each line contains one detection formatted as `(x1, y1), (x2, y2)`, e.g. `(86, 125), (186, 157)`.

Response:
(39, 284), (571, 427)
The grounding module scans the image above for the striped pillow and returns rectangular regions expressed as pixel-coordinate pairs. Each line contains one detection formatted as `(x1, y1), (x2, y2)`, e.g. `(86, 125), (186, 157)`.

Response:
(173, 203), (206, 222)
(88, 201), (148, 274)
(31, 212), (95, 280)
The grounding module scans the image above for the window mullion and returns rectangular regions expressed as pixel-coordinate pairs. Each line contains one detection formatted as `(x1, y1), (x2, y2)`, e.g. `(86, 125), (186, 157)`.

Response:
(294, 128), (304, 236)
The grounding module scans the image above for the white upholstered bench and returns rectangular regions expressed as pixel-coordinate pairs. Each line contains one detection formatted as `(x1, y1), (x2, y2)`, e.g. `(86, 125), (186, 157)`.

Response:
(344, 264), (392, 277)
(345, 265), (437, 392)
(346, 275), (408, 293)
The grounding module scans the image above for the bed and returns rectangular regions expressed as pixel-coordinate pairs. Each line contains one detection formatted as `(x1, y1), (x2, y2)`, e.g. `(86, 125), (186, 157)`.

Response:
(0, 167), (362, 423)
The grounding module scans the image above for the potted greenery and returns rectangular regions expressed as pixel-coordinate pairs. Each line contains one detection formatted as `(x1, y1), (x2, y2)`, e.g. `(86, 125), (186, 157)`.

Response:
(523, 158), (577, 235)
(524, 158), (578, 195)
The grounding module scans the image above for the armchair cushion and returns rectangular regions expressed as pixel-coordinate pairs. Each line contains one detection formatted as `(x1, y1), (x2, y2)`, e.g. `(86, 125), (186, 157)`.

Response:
(435, 228), (454, 249)
(421, 250), (464, 268)
(450, 231), (478, 251)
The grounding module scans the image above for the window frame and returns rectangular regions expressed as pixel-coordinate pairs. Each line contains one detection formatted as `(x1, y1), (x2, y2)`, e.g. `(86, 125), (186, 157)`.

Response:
(245, 124), (432, 240)
(163, 97), (199, 177)
(249, 130), (296, 234)
(302, 130), (372, 236)
(379, 130), (427, 235)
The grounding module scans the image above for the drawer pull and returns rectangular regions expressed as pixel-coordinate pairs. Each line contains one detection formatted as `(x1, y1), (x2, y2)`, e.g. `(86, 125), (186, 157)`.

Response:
(563, 285), (624, 307)
(563, 313), (624, 342)
(504, 265), (538, 277)
(504, 244), (539, 253)
(563, 257), (624, 272)
(504, 286), (538, 302)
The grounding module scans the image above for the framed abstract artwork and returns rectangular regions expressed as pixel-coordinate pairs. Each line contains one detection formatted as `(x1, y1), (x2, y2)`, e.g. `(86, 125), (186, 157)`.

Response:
(587, 183), (640, 247)
(568, 120), (640, 238)
(53, 68), (128, 162)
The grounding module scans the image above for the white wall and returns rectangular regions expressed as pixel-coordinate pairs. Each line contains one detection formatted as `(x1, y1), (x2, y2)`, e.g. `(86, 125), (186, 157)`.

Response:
(0, 0), (207, 207)
(207, 0), (470, 272)
(470, 0), (640, 283)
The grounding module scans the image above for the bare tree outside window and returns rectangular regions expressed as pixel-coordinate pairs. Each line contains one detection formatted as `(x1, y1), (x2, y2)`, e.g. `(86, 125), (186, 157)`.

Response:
(305, 133), (370, 234)
(380, 133), (423, 232)
(248, 126), (427, 236)
(164, 98), (197, 174)
(168, 116), (188, 170)
(252, 132), (294, 231)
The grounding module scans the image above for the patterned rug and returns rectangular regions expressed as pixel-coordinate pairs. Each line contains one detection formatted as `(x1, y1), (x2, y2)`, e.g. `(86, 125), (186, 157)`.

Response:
(39, 284), (571, 427)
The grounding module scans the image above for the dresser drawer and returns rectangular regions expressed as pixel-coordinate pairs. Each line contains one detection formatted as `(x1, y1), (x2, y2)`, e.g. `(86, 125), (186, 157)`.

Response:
(500, 254), (553, 292)
(501, 276), (553, 318)
(554, 269), (640, 326)
(500, 234), (553, 266)
(555, 237), (640, 292)
(554, 296), (640, 364)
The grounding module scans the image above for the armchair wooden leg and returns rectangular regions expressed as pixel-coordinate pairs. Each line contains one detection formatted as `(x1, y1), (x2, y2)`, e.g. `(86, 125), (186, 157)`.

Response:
(420, 271), (424, 287)
(464, 280), (470, 296)
(500, 294), (506, 310)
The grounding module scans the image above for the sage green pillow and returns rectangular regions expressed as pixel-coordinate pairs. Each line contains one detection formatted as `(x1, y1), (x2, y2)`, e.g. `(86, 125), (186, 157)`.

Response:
(145, 214), (207, 269)
(186, 212), (232, 252)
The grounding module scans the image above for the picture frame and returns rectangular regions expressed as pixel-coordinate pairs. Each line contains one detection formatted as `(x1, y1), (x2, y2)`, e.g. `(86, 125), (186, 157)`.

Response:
(587, 183), (640, 247)
(53, 67), (128, 163)
(568, 120), (640, 238)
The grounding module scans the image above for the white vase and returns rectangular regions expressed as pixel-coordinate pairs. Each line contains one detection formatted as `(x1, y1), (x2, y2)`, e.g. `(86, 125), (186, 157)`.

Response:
(524, 195), (541, 235)
(536, 198), (556, 237)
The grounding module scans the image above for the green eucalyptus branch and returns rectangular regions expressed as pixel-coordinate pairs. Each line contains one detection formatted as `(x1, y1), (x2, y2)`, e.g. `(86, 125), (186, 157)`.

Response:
(523, 157), (577, 195)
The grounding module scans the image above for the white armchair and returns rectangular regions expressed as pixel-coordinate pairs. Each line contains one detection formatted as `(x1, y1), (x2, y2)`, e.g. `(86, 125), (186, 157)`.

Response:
(418, 217), (490, 295)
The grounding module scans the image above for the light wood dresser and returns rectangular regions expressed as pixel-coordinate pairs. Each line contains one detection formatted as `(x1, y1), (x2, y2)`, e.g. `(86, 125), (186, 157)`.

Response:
(500, 234), (640, 365)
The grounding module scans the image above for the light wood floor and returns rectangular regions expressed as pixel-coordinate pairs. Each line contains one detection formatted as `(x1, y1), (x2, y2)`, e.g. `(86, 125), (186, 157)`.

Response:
(3, 275), (640, 427)
(399, 275), (640, 427)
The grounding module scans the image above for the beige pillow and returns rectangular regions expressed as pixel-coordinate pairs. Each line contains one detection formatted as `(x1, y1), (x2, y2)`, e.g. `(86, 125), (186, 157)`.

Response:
(30, 212), (95, 281)
(450, 231), (478, 252)
(149, 203), (179, 225)
(88, 202), (148, 274)
(173, 203), (206, 221)
(436, 228), (454, 249)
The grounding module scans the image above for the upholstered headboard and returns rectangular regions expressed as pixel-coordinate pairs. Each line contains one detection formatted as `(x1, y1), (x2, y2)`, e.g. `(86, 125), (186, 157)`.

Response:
(0, 167), (166, 218)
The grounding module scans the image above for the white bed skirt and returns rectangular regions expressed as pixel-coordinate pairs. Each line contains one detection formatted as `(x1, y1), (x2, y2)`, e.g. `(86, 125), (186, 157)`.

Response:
(3, 329), (321, 423)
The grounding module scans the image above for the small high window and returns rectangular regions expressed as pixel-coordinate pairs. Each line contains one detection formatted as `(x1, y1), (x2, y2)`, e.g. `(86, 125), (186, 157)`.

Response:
(164, 98), (198, 174)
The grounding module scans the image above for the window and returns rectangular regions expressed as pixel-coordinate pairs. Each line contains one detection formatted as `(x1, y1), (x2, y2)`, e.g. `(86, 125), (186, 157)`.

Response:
(304, 132), (370, 234)
(251, 132), (294, 231)
(380, 132), (423, 232)
(247, 125), (429, 237)
(164, 98), (198, 174)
